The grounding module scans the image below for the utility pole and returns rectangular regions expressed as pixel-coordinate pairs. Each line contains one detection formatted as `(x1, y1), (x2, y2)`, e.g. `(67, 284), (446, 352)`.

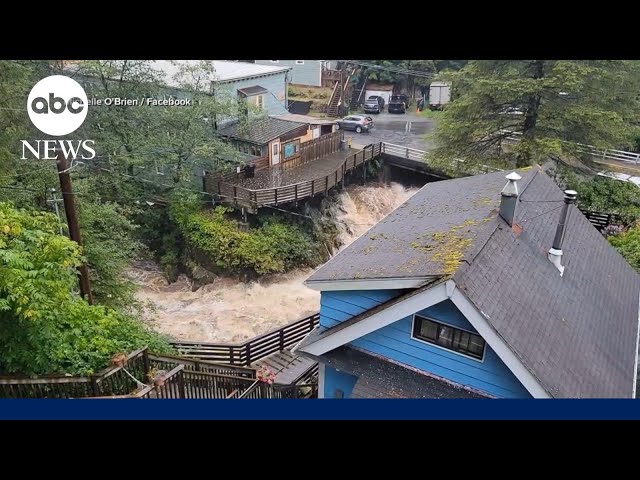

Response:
(47, 188), (64, 236)
(56, 150), (94, 305)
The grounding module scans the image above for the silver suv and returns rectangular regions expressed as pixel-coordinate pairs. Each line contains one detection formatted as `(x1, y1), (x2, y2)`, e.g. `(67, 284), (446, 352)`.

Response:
(335, 115), (374, 133)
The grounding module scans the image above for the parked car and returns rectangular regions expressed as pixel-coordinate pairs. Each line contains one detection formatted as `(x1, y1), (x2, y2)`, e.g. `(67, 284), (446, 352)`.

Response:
(335, 115), (374, 133)
(364, 95), (384, 113)
(364, 96), (382, 114)
(388, 94), (408, 114)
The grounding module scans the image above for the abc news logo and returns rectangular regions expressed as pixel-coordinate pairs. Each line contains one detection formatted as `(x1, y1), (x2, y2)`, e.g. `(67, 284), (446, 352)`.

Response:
(22, 75), (95, 160)
(31, 93), (85, 114)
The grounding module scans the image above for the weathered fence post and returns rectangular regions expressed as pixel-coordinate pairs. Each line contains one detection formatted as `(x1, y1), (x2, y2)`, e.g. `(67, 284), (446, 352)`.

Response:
(178, 370), (186, 398)
(142, 349), (150, 379)
(90, 375), (100, 397)
(245, 343), (252, 366)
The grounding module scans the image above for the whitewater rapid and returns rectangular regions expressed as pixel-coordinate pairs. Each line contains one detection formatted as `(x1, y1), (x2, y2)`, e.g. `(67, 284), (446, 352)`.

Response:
(130, 182), (418, 342)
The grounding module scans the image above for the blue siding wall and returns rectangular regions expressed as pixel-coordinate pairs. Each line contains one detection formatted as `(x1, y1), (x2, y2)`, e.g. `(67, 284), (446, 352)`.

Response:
(323, 366), (358, 399)
(214, 72), (288, 128)
(256, 60), (321, 87)
(319, 291), (531, 398)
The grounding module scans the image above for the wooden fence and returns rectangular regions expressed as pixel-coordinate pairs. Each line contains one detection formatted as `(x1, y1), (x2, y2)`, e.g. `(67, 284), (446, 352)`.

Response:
(171, 313), (320, 365)
(280, 130), (343, 170)
(0, 347), (148, 399)
(579, 209), (623, 232)
(0, 349), (263, 399)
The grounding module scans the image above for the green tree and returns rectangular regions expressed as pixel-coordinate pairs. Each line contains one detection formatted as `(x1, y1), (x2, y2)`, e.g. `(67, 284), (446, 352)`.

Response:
(431, 60), (640, 168)
(0, 202), (171, 375)
(0, 60), (56, 203)
(609, 225), (640, 271)
(74, 60), (243, 191)
(78, 200), (145, 309)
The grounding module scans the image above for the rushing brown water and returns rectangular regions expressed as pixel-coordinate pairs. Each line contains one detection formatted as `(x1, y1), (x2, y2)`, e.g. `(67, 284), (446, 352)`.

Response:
(130, 182), (419, 342)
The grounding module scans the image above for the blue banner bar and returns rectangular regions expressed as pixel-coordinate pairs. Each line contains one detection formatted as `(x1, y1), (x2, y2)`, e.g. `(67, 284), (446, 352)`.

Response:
(2, 399), (640, 420)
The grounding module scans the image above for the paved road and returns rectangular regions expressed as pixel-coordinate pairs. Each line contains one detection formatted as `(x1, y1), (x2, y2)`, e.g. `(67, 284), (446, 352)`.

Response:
(343, 111), (436, 151)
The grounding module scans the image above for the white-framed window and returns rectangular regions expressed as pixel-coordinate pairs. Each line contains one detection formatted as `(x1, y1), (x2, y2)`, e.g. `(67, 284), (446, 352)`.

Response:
(295, 60), (305, 65)
(270, 60), (279, 63)
(412, 315), (486, 361)
(253, 94), (264, 111)
(155, 162), (165, 175)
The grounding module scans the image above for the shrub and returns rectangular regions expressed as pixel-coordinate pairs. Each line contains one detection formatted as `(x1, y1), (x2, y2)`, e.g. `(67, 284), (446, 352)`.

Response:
(174, 204), (316, 276)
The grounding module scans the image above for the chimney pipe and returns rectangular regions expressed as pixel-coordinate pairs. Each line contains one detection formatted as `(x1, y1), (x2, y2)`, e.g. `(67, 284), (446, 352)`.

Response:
(548, 189), (577, 276)
(499, 172), (522, 226)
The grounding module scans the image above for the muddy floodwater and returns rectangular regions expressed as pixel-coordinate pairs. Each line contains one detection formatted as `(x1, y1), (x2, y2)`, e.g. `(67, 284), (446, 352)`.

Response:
(128, 183), (418, 342)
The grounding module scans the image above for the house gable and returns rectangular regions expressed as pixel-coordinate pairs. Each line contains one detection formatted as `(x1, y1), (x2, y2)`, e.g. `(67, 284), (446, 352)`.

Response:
(319, 290), (531, 398)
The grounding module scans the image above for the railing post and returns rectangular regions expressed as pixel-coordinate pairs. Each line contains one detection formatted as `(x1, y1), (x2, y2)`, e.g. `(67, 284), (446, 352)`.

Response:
(229, 347), (235, 365)
(279, 329), (285, 352)
(406, 147), (409, 159)
(233, 186), (238, 205)
(294, 184), (298, 204)
(217, 181), (222, 196)
(90, 375), (100, 397)
(311, 179), (314, 197)
(142, 348), (150, 379)
(245, 343), (252, 366)
(362, 158), (367, 185)
(325, 176), (329, 195)
(335, 170), (338, 187)
(274, 188), (278, 206)
(178, 370), (186, 399)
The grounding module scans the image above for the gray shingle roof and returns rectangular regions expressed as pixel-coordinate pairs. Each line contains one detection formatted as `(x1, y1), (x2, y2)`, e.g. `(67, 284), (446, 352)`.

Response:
(316, 346), (488, 398)
(307, 169), (525, 284)
(218, 118), (307, 145)
(453, 170), (640, 398)
(305, 167), (640, 398)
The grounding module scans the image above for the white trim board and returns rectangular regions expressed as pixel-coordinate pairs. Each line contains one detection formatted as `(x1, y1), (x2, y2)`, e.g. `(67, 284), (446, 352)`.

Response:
(297, 282), (449, 356)
(318, 363), (326, 399)
(448, 283), (550, 398)
(633, 292), (640, 399)
(304, 276), (436, 292)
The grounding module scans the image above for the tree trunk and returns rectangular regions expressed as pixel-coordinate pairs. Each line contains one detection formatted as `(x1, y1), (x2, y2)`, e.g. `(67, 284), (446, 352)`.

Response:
(516, 61), (545, 167)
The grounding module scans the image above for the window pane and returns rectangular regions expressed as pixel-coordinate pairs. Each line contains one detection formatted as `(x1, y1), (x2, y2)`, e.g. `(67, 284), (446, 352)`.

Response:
(454, 330), (470, 351)
(468, 335), (485, 358)
(437, 325), (453, 348)
(418, 319), (438, 341)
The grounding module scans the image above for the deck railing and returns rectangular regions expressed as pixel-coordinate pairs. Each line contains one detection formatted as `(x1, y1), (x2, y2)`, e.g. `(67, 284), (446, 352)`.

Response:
(171, 313), (320, 365)
(0, 347), (149, 399)
(213, 143), (381, 210)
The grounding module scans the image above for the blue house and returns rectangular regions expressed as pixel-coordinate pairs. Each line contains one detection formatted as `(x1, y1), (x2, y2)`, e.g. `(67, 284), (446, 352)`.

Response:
(295, 168), (640, 398)
(255, 60), (337, 87)
(151, 60), (292, 127)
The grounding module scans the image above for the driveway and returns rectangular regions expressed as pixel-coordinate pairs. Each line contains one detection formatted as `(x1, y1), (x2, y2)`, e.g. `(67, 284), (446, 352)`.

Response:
(346, 110), (436, 151)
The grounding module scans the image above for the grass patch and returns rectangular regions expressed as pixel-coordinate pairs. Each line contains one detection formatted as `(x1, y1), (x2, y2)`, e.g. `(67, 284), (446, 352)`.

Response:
(420, 109), (444, 119)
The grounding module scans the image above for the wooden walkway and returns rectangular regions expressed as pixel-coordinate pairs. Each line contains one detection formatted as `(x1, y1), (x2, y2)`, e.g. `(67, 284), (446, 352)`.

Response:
(255, 350), (318, 386)
(209, 144), (381, 211)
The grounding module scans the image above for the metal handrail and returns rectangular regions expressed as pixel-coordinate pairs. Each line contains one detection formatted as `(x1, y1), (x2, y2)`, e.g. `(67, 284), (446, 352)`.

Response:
(499, 129), (640, 165)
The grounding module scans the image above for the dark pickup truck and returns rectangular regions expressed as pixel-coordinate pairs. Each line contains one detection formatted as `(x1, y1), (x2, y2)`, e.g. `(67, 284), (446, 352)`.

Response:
(388, 94), (409, 114)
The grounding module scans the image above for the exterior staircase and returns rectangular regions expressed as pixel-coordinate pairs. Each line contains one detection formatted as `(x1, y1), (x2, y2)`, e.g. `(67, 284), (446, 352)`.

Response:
(327, 80), (341, 117)
(350, 73), (367, 111)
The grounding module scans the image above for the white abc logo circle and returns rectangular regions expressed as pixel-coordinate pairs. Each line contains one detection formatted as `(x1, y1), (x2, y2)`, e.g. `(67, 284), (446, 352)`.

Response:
(27, 75), (88, 136)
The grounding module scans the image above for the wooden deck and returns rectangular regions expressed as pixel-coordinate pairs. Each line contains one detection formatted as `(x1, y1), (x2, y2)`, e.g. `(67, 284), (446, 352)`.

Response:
(209, 143), (382, 211)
